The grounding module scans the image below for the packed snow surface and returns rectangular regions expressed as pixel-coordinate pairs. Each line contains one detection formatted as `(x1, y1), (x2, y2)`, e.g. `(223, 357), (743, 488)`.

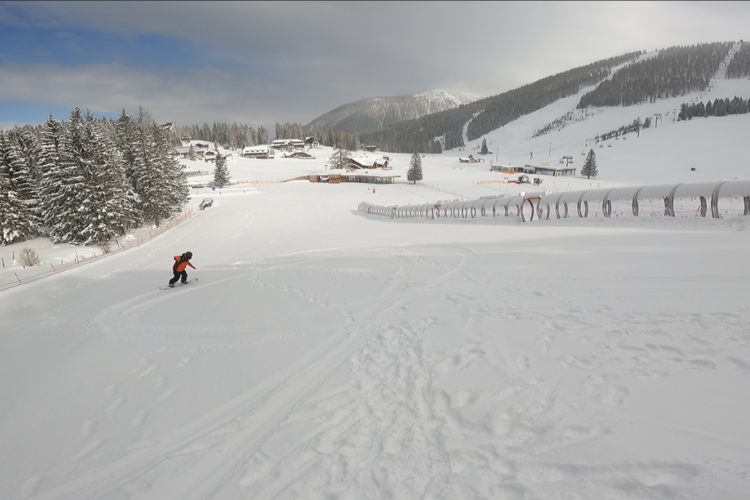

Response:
(2, 77), (750, 499)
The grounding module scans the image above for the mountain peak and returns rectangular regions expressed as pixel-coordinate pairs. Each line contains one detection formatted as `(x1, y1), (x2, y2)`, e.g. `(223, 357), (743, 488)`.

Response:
(308, 90), (480, 132)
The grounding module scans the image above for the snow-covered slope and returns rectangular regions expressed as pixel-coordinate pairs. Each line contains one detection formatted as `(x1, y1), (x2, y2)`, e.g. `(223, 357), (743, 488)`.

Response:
(2, 60), (750, 499)
(462, 47), (750, 185)
(308, 89), (478, 132)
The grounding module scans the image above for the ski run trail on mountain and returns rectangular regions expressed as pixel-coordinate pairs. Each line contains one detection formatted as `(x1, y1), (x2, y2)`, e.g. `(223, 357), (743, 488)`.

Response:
(4, 58), (750, 498)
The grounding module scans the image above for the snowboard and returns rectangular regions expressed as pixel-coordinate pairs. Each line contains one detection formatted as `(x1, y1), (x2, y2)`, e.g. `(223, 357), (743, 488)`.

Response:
(160, 278), (198, 290)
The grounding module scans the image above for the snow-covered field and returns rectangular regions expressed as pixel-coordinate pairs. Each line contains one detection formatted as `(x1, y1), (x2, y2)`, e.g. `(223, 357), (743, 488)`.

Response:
(3, 67), (750, 499)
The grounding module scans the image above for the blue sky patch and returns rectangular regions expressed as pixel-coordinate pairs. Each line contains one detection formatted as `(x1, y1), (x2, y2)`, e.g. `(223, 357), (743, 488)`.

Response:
(0, 24), (197, 69)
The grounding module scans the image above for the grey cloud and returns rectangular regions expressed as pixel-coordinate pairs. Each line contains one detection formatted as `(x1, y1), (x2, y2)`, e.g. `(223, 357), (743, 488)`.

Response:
(3, 1), (750, 130)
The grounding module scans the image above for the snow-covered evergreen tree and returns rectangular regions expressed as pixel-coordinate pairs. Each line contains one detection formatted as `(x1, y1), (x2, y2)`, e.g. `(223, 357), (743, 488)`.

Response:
(7, 127), (42, 202)
(256, 126), (269, 145)
(213, 149), (231, 187)
(39, 114), (86, 243)
(188, 144), (197, 160)
(5, 127), (41, 238)
(114, 109), (137, 184)
(151, 121), (189, 226)
(64, 107), (120, 246)
(0, 131), (39, 244)
(78, 111), (140, 246)
(328, 145), (350, 169)
(581, 149), (598, 179)
(407, 151), (423, 184)
(480, 138), (489, 155)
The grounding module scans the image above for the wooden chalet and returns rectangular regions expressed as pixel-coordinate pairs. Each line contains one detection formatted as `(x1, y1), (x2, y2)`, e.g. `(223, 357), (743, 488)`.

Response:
(284, 151), (315, 159)
(459, 154), (484, 164)
(346, 158), (389, 170)
(170, 146), (191, 159)
(271, 139), (305, 152)
(243, 146), (273, 159)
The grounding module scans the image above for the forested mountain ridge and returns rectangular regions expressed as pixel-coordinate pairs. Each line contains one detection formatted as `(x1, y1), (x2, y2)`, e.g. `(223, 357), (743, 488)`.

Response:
(307, 90), (477, 133)
(355, 51), (642, 153)
(354, 41), (749, 154)
(577, 42), (736, 107)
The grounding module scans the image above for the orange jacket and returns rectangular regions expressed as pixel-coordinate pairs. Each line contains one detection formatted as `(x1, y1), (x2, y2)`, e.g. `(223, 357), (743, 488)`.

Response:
(173, 255), (195, 273)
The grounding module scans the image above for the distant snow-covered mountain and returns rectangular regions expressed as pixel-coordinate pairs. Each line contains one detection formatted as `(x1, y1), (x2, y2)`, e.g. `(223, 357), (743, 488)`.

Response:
(308, 89), (479, 133)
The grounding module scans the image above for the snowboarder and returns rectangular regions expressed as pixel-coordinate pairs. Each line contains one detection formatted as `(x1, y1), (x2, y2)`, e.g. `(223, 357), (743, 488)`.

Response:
(168, 252), (195, 287)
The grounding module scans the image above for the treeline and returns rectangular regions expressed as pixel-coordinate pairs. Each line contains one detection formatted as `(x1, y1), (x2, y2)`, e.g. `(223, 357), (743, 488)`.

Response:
(678, 96), (750, 120)
(726, 41), (750, 78)
(532, 108), (604, 138)
(578, 42), (734, 108)
(356, 115), (450, 154)
(172, 122), (269, 150)
(468, 52), (641, 141)
(354, 51), (640, 153)
(173, 120), (365, 152)
(595, 116), (653, 143)
(0, 107), (188, 247)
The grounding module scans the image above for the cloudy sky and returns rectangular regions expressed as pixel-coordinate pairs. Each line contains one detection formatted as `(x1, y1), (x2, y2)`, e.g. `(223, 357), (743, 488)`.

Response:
(1, 1), (748, 133)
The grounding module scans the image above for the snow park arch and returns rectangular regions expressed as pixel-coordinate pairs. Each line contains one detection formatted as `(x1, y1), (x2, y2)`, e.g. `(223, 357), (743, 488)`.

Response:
(358, 179), (750, 222)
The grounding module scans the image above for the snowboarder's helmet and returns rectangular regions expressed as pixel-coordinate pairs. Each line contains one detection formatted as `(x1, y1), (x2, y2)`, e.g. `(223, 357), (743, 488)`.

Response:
(185, 251), (193, 259)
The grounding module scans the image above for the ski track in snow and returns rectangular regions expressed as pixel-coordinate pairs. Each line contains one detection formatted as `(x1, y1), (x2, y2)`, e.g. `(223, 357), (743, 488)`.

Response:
(16, 239), (750, 500)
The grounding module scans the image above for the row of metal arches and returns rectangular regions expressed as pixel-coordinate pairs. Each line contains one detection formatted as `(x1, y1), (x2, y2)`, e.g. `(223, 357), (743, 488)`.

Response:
(359, 179), (750, 221)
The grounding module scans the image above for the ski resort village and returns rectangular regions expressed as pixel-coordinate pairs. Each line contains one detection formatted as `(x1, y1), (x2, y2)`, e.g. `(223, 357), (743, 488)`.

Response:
(2, 5), (750, 498)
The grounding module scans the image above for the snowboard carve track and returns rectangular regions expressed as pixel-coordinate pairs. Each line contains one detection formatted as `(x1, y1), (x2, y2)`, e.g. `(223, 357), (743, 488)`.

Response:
(22, 240), (750, 499)
(31, 246), (480, 499)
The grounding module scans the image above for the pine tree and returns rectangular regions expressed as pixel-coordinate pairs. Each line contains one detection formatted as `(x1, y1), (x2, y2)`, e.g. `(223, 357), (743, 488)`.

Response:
(256, 126), (269, 145)
(0, 131), (39, 244)
(328, 145), (350, 169)
(62, 108), (134, 246)
(407, 151), (423, 184)
(82, 111), (140, 245)
(581, 149), (598, 179)
(39, 113), (87, 243)
(135, 119), (188, 227)
(213, 149), (231, 187)
(5, 128), (41, 237)
(480, 138), (489, 155)
(188, 144), (197, 160)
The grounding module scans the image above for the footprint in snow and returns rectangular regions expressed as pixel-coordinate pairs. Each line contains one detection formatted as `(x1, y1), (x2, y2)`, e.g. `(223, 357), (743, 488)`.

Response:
(176, 358), (192, 367)
(600, 385), (630, 406)
(131, 410), (148, 426)
(81, 420), (97, 435)
(19, 474), (42, 498)
(454, 390), (473, 408)
(157, 389), (177, 402)
(517, 356), (530, 370)
(127, 439), (158, 450)
(140, 365), (158, 377)
(106, 397), (126, 412)
(71, 439), (104, 460)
